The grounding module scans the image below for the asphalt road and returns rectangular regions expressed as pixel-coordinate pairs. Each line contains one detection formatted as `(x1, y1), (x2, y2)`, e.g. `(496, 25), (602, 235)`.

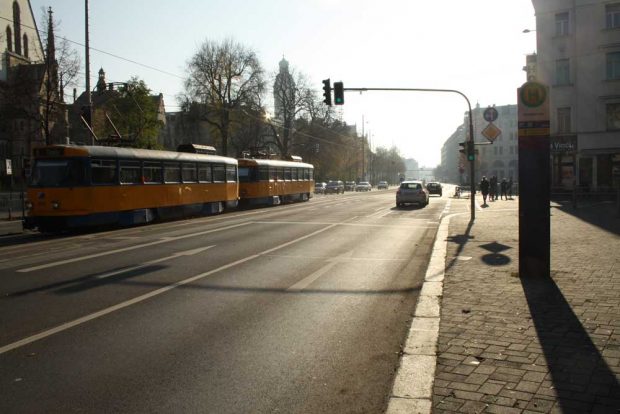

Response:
(0, 189), (449, 413)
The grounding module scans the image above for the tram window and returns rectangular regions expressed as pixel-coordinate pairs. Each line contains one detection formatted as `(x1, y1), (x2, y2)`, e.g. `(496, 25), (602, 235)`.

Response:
(284, 168), (292, 181)
(258, 167), (269, 181)
(120, 160), (141, 184)
(164, 162), (181, 183)
(182, 163), (197, 183)
(198, 163), (212, 182)
(303, 169), (309, 180)
(269, 167), (276, 181)
(212, 164), (226, 182)
(291, 168), (298, 181)
(143, 161), (163, 183)
(276, 168), (283, 181)
(238, 167), (252, 183)
(91, 159), (118, 185)
(309, 169), (314, 180)
(31, 158), (86, 187)
(226, 165), (237, 182)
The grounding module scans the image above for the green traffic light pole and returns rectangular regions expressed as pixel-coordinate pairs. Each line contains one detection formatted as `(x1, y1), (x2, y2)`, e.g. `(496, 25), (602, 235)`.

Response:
(341, 87), (476, 221)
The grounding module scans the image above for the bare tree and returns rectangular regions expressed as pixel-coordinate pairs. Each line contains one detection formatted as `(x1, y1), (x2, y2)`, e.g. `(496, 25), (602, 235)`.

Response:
(269, 67), (315, 156)
(183, 38), (265, 156)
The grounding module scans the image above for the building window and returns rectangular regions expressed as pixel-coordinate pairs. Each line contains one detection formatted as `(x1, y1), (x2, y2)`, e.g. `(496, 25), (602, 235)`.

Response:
(607, 52), (620, 80)
(557, 107), (571, 133)
(556, 59), (570, 85)
(499, 146), (503, 155)
(6, 26), (12, 52)
(555, 12), (569, 36)
(606, 3), (620, 29)
(22, 33), (28, 58)
(12, 1), (21, 55)
(607, 103), (620, 130)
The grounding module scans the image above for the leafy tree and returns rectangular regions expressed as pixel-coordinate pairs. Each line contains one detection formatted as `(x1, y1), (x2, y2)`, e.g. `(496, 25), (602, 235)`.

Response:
(101, 77), (163, 149)
(183, 38), (265, 156)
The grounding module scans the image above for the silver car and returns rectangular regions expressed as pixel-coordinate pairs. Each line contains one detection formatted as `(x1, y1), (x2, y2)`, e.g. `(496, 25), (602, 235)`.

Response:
(396, 181), (429, 207)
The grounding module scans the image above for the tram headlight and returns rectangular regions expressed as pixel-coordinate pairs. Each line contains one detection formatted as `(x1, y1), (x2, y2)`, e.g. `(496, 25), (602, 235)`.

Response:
(52, 201), (60, 209)
(25, 200), (33, 210)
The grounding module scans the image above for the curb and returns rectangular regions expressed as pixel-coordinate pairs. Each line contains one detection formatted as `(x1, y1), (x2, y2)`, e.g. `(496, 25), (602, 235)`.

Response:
(386, 201), (455, 414)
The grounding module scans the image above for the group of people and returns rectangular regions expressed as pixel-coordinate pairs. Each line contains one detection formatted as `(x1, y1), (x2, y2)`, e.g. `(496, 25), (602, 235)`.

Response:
(479, 176), (513, 205)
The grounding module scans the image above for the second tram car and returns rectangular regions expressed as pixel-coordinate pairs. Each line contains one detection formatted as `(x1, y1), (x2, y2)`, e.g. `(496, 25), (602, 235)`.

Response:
(24, 145), (238, 232)
(237, 157), (314, 206)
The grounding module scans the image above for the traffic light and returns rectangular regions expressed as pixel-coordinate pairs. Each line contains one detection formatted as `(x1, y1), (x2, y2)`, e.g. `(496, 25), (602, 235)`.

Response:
(467, 141), (475, 161)
(334, 81), (344, 105)
(322, 79), (331, 106)
(459, 141), (476, 161)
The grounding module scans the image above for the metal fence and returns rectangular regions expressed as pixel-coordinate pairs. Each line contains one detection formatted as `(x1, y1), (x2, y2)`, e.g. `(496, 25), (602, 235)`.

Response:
(0, 192), (25, 220)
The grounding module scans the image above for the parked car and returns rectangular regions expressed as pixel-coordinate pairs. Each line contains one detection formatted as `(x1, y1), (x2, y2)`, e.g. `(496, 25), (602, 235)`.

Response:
(355, 181), (371, 191)
(325, 180), (345, 194)
(396, 181), (429, 207)
(377, 181), (389, 190)
(344, 181), (357, 191)
(426, 182), (442, 197)
(314, 182), (327, 194)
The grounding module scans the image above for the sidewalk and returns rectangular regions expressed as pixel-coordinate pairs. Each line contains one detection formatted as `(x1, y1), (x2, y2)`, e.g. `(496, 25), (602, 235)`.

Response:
(432, 196), (620, 413)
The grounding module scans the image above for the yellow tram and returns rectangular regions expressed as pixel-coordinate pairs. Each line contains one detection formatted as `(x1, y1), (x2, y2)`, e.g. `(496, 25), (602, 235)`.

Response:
(237, 157), (314, 206)
(24, 145), (238, 232)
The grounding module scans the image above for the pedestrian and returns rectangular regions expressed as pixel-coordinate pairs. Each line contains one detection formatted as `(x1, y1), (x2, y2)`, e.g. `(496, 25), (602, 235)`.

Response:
(507, 178), (513, 199)
(500, 178), (508, 200)
(489, 176), (497, 201)
(480, 176), (490, 205)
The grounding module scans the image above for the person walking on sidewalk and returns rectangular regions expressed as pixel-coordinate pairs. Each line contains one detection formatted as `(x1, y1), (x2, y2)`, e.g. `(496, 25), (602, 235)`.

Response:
(480, 176), (490, 205)
(489, 176), (497, 201)
(507, 177), (513, 199)
(500, 178), (508, 200)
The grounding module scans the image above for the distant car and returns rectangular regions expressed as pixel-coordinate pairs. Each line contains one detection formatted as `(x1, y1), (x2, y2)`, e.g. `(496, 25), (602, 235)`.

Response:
(377, 181), (389, 190)
(426, 182), (442, 197)
(396, 181), (429, 207)
(355, 181), (371, 192)
(314, 182), (327, 194)
(325, 180), (345, 194)
(344, 181), (357, 191)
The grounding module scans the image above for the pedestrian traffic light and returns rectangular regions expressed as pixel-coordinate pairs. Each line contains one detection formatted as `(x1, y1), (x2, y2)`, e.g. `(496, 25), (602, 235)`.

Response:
(334, 81), (344, 105)
(322, 79), (331, 106)
(459, 142), (466, 154)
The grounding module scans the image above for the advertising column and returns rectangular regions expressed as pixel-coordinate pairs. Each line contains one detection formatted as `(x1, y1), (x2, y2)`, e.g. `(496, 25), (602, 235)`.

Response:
(517, 81), (550, 278)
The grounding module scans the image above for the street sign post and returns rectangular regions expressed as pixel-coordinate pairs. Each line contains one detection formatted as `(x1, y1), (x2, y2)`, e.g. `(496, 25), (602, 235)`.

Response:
(517, 81), (550, 278)
(483, 106), (498, 123)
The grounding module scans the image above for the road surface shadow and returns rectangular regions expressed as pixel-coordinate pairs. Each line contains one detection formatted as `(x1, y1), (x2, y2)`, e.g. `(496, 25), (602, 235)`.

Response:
(520, 274), (620, 412)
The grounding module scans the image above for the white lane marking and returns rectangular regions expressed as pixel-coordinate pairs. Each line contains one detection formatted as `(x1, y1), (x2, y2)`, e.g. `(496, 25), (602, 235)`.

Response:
(94, 245), (215, 280)
(287, 262), (338, 292)
(251, 220), (434, 229)
(263, 254), (406, 262)
(0, 221), (344, 355)
(17, 222), (251, 273)
(287, 250), (354, 291)
(366, 208), (391, 218)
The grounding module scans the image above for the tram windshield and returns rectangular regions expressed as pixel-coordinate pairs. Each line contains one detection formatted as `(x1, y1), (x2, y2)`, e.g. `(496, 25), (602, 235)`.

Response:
(30, 158), (86, 187)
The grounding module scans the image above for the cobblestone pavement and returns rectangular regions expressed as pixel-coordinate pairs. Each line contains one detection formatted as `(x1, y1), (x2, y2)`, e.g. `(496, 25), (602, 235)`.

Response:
(432, 196), (620, 413)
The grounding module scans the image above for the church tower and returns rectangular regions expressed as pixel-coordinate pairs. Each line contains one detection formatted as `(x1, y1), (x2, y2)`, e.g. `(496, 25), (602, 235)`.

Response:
(273, 57), (295, 122)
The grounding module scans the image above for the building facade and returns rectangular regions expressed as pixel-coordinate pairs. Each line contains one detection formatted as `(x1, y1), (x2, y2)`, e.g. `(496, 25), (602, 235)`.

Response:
(0, 1), (65, 185)
(532, 0), (620, 190)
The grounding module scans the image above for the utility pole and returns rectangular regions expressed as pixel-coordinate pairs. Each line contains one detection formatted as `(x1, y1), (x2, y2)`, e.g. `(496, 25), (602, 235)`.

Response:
(84, 0), (93, 145)
(361, 115), (365, 180)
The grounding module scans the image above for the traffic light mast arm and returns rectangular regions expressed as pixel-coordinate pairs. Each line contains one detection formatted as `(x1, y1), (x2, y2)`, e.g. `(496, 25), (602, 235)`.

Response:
(343, 87), (475, 220)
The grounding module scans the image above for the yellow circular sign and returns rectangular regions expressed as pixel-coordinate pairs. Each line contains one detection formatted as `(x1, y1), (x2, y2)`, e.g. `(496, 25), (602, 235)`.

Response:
(520, 82), (547, 108)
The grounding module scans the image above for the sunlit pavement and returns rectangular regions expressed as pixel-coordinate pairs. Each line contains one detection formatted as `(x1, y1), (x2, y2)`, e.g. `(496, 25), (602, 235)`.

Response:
(428, 194), (620, 413)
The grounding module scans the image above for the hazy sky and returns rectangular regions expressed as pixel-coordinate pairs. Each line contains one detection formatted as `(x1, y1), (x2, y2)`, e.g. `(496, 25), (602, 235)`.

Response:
(29, 0), (536, 167)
